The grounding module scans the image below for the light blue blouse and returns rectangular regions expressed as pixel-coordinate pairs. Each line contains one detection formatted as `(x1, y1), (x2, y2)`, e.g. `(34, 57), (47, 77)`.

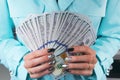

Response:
(0, 0), (120, 80)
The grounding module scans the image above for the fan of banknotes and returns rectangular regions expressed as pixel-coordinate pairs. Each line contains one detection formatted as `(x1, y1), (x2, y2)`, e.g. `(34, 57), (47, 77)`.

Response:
(16, 12), (96, 78)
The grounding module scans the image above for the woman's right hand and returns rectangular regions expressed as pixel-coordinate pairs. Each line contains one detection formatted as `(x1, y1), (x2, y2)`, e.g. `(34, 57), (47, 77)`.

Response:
(24, 48), (56, 78)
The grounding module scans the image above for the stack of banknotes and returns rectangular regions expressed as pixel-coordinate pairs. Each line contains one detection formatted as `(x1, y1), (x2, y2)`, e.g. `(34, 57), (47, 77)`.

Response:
(16, 12), (96, 78)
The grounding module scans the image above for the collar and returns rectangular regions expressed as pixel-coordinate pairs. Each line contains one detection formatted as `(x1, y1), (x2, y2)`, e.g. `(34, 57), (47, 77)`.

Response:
(58, 0), (74, 11)
(41, 0), (74, 11)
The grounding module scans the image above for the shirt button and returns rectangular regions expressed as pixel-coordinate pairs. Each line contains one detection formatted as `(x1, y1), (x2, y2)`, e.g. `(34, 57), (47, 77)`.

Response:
(106, 69), (110, 75)
(9, 70), (14, 75)
(106, 65), (113, 76)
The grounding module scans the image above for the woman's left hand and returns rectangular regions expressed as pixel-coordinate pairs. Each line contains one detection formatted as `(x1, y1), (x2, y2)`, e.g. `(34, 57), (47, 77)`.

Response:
(63, 46), (97, 76)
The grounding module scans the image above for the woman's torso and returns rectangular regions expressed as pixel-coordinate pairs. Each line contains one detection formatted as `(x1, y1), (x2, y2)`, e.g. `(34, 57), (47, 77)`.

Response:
(7, 0), (107, 80)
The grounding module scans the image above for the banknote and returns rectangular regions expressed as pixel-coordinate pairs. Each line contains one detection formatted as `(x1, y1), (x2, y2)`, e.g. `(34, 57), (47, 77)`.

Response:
(16, 11), (96, 78)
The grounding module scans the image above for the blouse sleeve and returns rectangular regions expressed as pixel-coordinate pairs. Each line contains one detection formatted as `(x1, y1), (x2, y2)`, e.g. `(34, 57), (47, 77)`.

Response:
(90, 0), (120, 80)
(0, 0), (30, 80)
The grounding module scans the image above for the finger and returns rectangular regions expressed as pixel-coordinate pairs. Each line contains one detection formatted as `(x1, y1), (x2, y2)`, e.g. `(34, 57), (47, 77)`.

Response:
(24, 54), (55, 68)
(65, 55), (95, 63)
(29, 69), (52, 78)
(69, 69), (93, 76)
(24, 48), (55, 61)
(28, 62), (54, 74)
(68, 46), (95, 55)
(67, 63), (95, 70)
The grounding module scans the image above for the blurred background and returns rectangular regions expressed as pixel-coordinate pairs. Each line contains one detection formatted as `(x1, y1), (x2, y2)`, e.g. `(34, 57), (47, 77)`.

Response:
(0, 52), (120, 80)
(0, 64), (10, 80)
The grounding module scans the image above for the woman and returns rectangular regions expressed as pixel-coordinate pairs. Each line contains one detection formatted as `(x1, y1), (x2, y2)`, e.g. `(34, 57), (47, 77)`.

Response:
(0, 0), (120, 80)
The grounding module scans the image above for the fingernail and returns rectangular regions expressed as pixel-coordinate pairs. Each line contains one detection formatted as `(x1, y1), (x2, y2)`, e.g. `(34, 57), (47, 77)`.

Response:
(49, 60), (56, 65)
(48, 48), (55, 53)
(52, 60), (56, 64)
(48, 67), (55, 72)
(48, 54), (55, 59)
(67, 48), (74, 52)
(62, 64), (68, 68)
(65, 69), (70, 72)
(68, 52), (74, 56)
(65, 57), (72, 62)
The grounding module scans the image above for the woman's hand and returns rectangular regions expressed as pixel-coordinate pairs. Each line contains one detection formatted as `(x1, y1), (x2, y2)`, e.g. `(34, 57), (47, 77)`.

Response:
(63, 46), (97, 76)
(24, 48), (56, 78)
